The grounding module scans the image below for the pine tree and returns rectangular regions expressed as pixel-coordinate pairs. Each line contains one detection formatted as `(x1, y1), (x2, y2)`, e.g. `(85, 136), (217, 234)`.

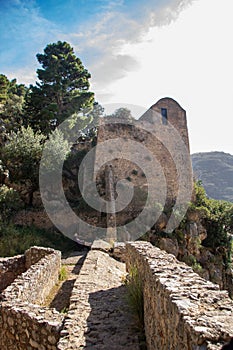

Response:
(0, 74), (27, 144)
(25, 41), (94, 135)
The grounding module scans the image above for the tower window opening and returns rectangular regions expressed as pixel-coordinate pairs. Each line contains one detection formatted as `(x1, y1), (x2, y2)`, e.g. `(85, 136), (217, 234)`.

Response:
(161, 108), (168, 125)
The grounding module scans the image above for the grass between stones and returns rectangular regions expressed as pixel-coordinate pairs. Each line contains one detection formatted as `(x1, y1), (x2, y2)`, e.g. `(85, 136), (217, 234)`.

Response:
(41, 264), (72, 313)
(125, 266), (147, 349)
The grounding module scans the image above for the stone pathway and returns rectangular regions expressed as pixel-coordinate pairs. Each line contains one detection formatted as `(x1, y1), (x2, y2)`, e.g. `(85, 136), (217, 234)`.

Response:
(58, 249), (143, 350)
(48, 252), (87, 312)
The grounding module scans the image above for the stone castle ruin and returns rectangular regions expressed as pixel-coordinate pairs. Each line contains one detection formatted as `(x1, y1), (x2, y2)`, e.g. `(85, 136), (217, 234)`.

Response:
(13, 97), (193, 243)
(93, 97), (193, 239)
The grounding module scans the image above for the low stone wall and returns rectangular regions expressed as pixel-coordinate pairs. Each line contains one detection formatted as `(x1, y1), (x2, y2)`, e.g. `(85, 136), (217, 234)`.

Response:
(0, 255), (26, 292)
(0, 246), (63, 350)
(2, 247), (61, 304)
(0, 302), (63, 350)
(25, 246), (58, 271)
(126, 242), (233, 350)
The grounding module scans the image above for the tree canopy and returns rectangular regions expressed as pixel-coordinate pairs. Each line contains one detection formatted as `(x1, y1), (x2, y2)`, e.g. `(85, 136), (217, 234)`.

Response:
(25, 41), (94, 134)
(0, 74), (27, 143)
(109, 107), (135, 122)
(1, 126), (45, 191)
(0, 74), (8, 104)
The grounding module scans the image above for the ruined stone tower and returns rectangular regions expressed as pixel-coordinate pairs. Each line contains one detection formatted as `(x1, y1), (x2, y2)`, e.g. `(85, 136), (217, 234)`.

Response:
(94, 97), (193, 233)
(142, 97), (190, 150)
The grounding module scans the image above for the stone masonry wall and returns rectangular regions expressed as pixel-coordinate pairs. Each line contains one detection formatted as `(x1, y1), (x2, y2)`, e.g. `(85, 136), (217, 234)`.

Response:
(2, 247), (61, 304)
(0, 246), (63, 350)
(149, 97), (190, 150)
(95, 98), (193, 228)
(126, 242), (233, 350)
(0, 303), (63, 350)
(0, 255), (26, 292)
(24, 246), (57, 270)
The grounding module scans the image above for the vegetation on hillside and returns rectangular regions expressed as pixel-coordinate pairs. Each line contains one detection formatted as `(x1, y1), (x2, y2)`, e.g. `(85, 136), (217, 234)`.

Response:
(0, 41), (96, 256)
(191, 181), (233, 250)
(145, 180), (233, 284)
(1, 126), (45, 204)
(0, 223), (78, 257)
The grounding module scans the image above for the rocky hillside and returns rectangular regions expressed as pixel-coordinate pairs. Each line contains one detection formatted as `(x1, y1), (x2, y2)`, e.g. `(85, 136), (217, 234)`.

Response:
(191, 152), (233, 202)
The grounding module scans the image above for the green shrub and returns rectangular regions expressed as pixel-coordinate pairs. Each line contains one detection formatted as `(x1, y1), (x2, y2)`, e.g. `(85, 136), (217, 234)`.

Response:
(60, 306), (69, 314)
(1, 126), (45, 189)
(0, 223), (78, 257)
(202, 199), (233, 248)
(0, 185), (22, 220)
(126, 266), (144, 328)
(40, 129), (70, 177)
(175, 229), (185, 244)
(183, 254), (203, 273)
(192, 181), (233, 249)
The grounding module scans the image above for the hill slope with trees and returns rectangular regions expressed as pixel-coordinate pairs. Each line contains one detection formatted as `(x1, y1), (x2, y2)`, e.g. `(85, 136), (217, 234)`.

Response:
(191, 152), (233, 202)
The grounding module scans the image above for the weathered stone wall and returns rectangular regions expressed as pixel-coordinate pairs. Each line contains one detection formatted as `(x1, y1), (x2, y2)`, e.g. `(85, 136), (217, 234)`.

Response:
(0, 247), (63, 350)
(0, 255), (26, 292)
(95, 98), (193, 227)
(148, 212), (233, 299)
(0, 303), (63, 350)
(125, 241), (233, 350)
(2, 247), (61, 304)
(25, 246), (57, 270)
(1, 243), (233, 349)
(149, 97), (190, 150)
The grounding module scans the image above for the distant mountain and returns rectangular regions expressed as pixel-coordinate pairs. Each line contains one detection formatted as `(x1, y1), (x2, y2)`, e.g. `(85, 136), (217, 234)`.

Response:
(191, 152), (233, 203)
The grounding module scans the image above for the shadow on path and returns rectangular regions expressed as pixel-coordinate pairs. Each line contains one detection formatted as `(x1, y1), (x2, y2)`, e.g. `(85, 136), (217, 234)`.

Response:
(83, 285), (144, 350)
(50, 253), (87, 312)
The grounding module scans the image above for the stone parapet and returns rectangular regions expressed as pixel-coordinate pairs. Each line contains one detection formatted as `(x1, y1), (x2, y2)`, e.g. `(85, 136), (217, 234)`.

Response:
(2, 247), (61, 304)
(0, 255), (26, 292)
(25, 246), (58, 270)
(0, 302), (63, 350)
(125, 241), (233, 350)
(0, 246), (63, 350)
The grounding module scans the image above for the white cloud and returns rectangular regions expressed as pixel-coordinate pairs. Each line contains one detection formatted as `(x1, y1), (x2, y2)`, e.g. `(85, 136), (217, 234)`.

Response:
(91, 54), (140, 86)
(4, 66), (37, 86)
(93, 0), (233, 155)
(2, 0), (195, 88)
(68, 0), (195, 93)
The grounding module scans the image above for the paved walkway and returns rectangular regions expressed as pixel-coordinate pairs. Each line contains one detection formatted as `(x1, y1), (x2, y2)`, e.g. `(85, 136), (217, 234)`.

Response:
(48, 252), (87, 312)
(58, 249), (143, 349)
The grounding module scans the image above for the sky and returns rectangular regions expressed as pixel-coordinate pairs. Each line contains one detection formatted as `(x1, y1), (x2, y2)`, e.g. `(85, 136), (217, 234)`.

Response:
(0, 0), (232, 155)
